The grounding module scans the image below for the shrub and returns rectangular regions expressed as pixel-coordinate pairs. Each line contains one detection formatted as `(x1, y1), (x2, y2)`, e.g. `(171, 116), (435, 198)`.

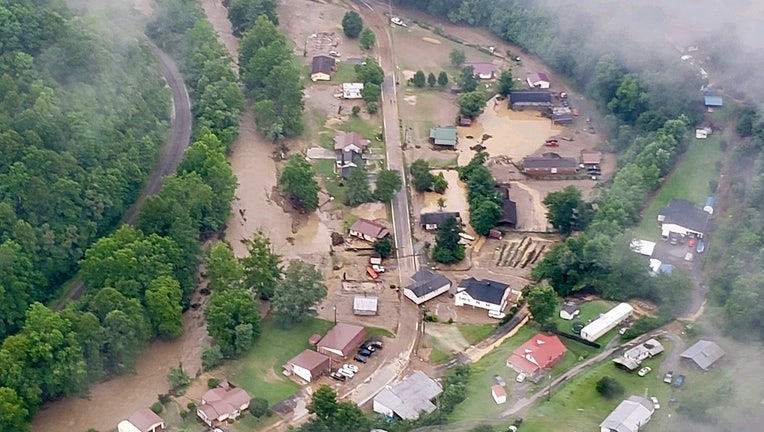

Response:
(158, 393), (171, 405)
(202, 345), (224, 370)
(151, 402), (164, 414)
(249, 397), (270, 418)
(352, 105), (361, 116)
(208, 377), (221, 388)
(367, 101), (379, 114)
(187, 402), (196, 410)
(179, 409), (189, 419)
(596, 376), (625, 399)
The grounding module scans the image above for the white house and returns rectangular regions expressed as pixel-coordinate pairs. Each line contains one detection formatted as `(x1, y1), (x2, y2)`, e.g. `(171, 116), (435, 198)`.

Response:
(373, 371), (442, 420)
(342, 82), (364, 99)
(580, 303), (633, 342)
(600, 396), (654, 432)
(491, 385), (507, 404)
(197, 387), (251, 427)
(526, 72), (550, 89)
(455, 277), (518, 313)
(657, 199), (710, 239)
(613, 338), (665, 370)
(404, 268), (451, 305)
(117, 409), (165, 432)
(559, 302), (580, 320)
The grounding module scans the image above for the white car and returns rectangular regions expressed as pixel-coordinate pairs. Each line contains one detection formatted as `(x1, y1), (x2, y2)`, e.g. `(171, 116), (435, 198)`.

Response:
(638, 366), (652, 377)
(339, 368), (354, 378)
(650, 396), (661, 410)
(515, 373), (526, 383)
(488, 310), (506, 320)
(390, 17), (407, 27)
(342, 364), (359, 373)
(329, 50), (341, 57)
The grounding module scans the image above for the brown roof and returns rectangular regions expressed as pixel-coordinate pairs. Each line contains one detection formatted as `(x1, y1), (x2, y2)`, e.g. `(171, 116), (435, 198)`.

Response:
(523, 152), (578, 170)
(317, 323), (365, 354)
(349, 218), (390, 239)
(581, 150), (602, 165)
(334, 131), (369, 151)
(127, 408), (164, 431)
(311, 55), (335, 75)
(201, 387), (251, 420)
(466, 62), (497, 76)
(287, 349), (331, 372)
(309, 334), (322, 345)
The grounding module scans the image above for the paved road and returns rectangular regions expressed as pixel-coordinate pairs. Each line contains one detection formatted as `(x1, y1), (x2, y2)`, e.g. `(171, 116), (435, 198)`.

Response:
(54, 42), (192, 309)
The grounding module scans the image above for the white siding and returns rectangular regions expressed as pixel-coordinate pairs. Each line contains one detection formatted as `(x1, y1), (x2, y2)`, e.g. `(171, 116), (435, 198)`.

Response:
(404, 284), (450, 305)
(454, 292), (502, 312)
(373, 400), (394, 418)
(291, 364), (312, 382)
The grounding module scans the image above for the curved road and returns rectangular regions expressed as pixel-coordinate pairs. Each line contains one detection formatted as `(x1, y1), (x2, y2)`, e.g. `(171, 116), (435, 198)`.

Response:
(55, 41), (192, 309)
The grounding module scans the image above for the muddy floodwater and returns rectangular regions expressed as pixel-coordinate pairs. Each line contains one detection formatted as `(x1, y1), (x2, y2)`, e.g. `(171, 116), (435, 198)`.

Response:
(457, 97), (563, 165)
(421, 170), (477, 236)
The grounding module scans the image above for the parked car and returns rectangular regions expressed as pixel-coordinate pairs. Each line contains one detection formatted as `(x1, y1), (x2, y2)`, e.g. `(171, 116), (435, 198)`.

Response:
(696, 241), (705, 254)
(688, 237), (696, 248)
(339, 368), (354, 378)
(664, 371), (674, 384)
(619, 327), (629, 335)
(354, 354), (369, 363)
(329, 371), (345, 381)
(358, 348), (373, 357)
(516, 373), (527, 383)
(342, 364), (359, 373)
(363, 339), (383, 350)
(638, 366), (652, 377)
(488, 310), (506, 320)
(328, 50), (341, 57)
(673, 374), (685, 387)
(494, 375), (507, 387)
(650, 396), (661, 410)
(390, 17), (407, 27)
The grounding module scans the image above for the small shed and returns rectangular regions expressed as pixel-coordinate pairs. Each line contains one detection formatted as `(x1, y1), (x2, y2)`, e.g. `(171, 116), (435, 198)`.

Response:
(308, 334), (323, 346)
(704, 95), (723, 107)
(491, 384), (507, 404)
(311, 55), (336, 82)
(353, 296), (378, 315)
(559, 302), (580, 320)
(488, 229), (503, 239)
(342, 83), (364, 99)
(429, 126), (458, 147)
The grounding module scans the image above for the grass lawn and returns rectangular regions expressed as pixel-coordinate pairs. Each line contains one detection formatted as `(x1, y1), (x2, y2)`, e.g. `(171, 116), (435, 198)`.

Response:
(635, 134), (724, 239)
(366, 326), (395, 339)
(426, 155), (459, 169)
(551, 300), (617, 334)
(338, 116), (382, 141)
(425, 335), (453, 364)
(224, 317), (334, 404)
(333, 61), (358, 83)
(313, 159), (346, 203)
(457, 323), (497, 345)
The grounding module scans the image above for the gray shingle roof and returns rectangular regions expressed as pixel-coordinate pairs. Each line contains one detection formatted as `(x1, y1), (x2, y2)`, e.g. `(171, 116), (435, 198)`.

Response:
(680, 340), (724, 370)
(509, 90), (552, 104)
(457, 277), (508, 305)
(373, 371), (442, 420)
(599, 396), (654, 432)
(406, 268), (451, 298)
(420, 212), (461, 228)
(658, 199), (710, 234)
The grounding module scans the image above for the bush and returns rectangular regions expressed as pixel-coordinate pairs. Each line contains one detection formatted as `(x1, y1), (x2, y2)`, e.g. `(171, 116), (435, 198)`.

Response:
(596, 376), (625, 399)
(249, 397), (270, 417)
(150, 402), (164, 414)
(352, 105), (361, 116)
(187, 402), (196, 410)
(425, 314), (438, 322)
(158, 393), (171, 405)
(367, 101), (379, 114)
(202, 345), (224, 370)
(208, 377), (221, 388)
(168, 367), (191, 394)
(179, 409), (189, 419)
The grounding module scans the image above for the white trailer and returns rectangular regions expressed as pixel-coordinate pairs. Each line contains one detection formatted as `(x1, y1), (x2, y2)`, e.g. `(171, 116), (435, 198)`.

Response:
(580, 302), (633, 342)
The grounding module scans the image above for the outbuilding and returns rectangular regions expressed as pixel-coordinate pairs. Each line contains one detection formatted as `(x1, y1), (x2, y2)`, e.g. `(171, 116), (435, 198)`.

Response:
(349, 218), (390, 243)
(559, 302), (580, 320)
(526, 72), (550, 89)
(599, 396), (654, 432)
(283, 349), (331, 382)
(657, 199), (710, 239)
(310, 55), (335, 81)
(491, 384), (507, 404)
(522, 152), (578, 175)
(508, 90), (552, 110)
(466, 62), (498, 80)
(429, 126), (458, 147)
(420, 212), (461, 230)
(117, 409), (165, 432)
(353, 296), (378, 315)
(680, 340), (725, 371)
(317, 323), (366, 359)
(342, 82), (364, 99)
(373, 371), (442, 420)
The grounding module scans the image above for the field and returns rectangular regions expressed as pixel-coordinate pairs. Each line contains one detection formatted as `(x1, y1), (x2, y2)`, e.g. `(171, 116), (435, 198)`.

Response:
(636, 134), (724, 239)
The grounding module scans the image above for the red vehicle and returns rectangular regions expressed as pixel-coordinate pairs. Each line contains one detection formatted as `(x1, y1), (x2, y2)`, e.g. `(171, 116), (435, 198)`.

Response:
(545, 139), (559, 147)
(688, 238), (696, 248)
(366, 266), (379, 279)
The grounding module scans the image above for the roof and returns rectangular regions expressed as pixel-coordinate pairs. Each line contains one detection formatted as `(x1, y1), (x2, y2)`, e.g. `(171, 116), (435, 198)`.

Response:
(680, 340), (725, 370)
(342, 82), (364, 90)
(491, 384), (507, 398)
(429, 126), (458, 146)
(311, 55), (335, 75)
(349, 218), (390, 239)
(308, 334), (322, 345)
(526, 72), (549, 84)
(615, 338), (665, 369)
(599, 396), (654, 432)
(496, 185), (517, 225)
(374, 371), (442, 420)
(507, 334), (567, 374)
(125, 408), (163, 432)
(405, 268), (451, 298)
(561, 303), (579, 314)
(457, 277), (509, 305)
(466, 62), (497, 77)
(287, 349), (330, 372)
(551, 112), (573, 123)
(316, 323), (365, 352)
(630, 239), (656, 257)
(704, 95), (723, 106)
(509, 90), (552, 104)
(334, 131), (369, 151)
(200, 387), (251, 420)
(522, 152), (578, 170)
(658, 199), (710, 234)
(580, 303), (633, 339)
(353, 296), (378, 311)
(420, 212), (461, 227)
(581, 150), (602, 165)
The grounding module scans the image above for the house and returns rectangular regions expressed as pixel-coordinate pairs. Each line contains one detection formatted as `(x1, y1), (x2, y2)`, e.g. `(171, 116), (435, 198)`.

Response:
(334, 131), (370, 154)
(599, 396), (654, 432)
(455, 277), (518, 313)
(197, 387), (251, 427)
(353, 296), (378, 315)
(491, 384), (507, 404)
(613, 338), (665, 370)
(509, 90), (552, 110)
(403, 268), (452, 305)
(526, 72), (550, 89)
(466, 62), (498, 80)
(657, 199), (710, 239)
(704, 95), (723, 108)
(342, 82), (364, 99)
(420, 212), (461, 230)
(496, 185), (517, 227)
(680, 340), (725, 371)
(429, 126), (458, 147)
(336, 149), (363, 170)
(630, 239), (656, 257)
(117, 408), (165, 432)
(580, 303), (633, 342)
(580, 150), (602, 170)
(559, 302), (580, 320)
(507, 333), (567, 376)
(373, 371), (443, 420)
(522, 152), (578, 175)
(349, 218), (390, 242)
(316, 323), (366, 359)
(310, 55), (335, 81)
(283, 349), (331, 382)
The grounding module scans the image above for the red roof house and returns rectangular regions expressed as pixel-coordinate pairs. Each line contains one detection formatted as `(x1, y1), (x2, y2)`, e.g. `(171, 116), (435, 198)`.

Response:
(317, 323), (366, 359)
(197, 387), (251, 427)
(506, 334), (567, 376)
(284, 349), (331, 382)
(117, 408), (165, 432)
(349, 218), (390, 243)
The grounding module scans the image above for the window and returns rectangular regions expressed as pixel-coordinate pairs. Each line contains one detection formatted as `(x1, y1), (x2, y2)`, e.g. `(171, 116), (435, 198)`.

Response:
(551, 168), (558, 174)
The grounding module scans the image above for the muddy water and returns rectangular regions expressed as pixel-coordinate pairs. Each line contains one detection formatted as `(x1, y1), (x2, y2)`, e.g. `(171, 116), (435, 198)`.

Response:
(132, 0), (154, 15)
(511, 181), (548, 232)
(421, 170), (477, 236)
(199, 0), (240, 68)
(31, 305), (207, 432)
(457, 96), (563, 165)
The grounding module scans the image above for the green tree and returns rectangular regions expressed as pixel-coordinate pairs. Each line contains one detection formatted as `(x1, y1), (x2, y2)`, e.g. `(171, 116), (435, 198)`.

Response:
(449, 48), (466, 67)
(341, 11), (363, 38)
(459, 152), (490, 181)
(497, 69), (514, 96)
(470, 200), (501, 236)
(373, 169), (402, 202)
(168, 366), (191, 393)
(359, 28), (376, 50)
(596, 376), (625, 399)
(432, 216), (465, 264)
(374, 237), (394, 259)
(362, 82), (380, 103)
(0, 240), (35, 339)
(355, 59), (384, 85)
(308, 386), (338, 422)
(344, 167), (372, 206)
(205, 289), (260, 357)
(412, 70), (426, 88)
(607, 74), (647, 124)
(459, 66), (478, 92)
(527, 285), (558, 326)
(202, 345), (223, 370)
(437, 71), (449, 88)
(271, 261), (328, 326)
(145, 276), (184, 339)
(206, 241), (245, 293)
(240, 232), (282, 299)
(280, 154), (320, 212)
(228, 0), (278, 36)
(367, 101), (379, 114)
(249, 397), (269, 417)
(0, 387), (28, 432)
(427, 72), (437, 88)
(410, 159), (435, 192)
(543, 185), (593, 235)
(457, 91), (487, 118)
(433, 172), (448, 194)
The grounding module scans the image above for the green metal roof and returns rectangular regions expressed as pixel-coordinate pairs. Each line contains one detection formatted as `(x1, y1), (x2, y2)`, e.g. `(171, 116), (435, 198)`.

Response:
(429, 126), (457, 146)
